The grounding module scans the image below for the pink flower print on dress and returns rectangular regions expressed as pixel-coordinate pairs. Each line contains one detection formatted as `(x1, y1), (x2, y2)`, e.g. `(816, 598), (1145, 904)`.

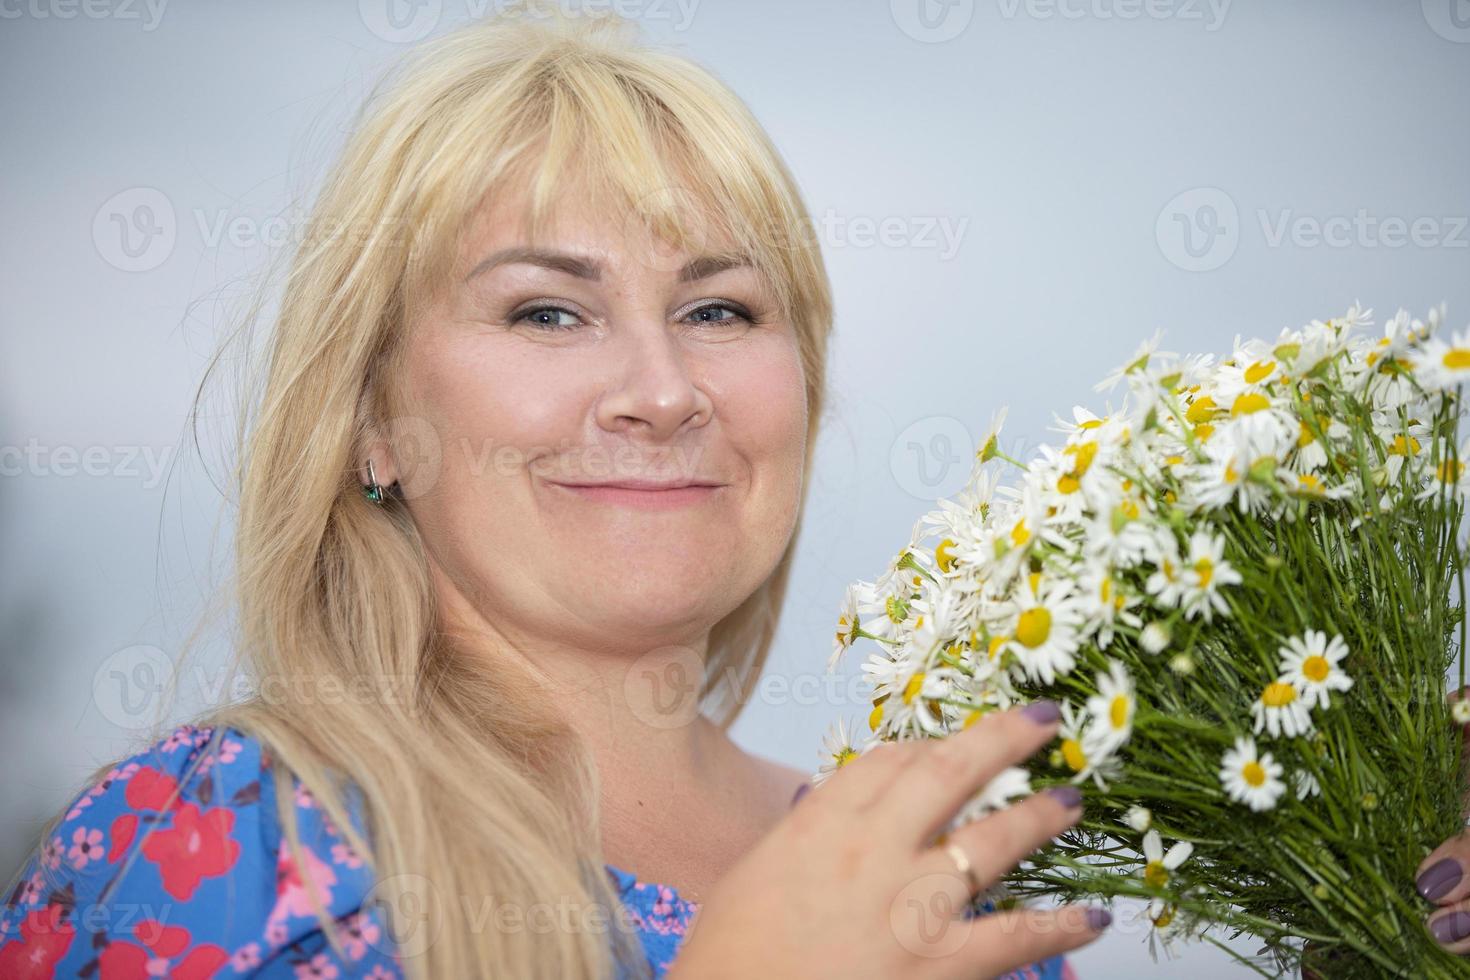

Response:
(67, 826), (104, 870)
(265, 839), (339, 945)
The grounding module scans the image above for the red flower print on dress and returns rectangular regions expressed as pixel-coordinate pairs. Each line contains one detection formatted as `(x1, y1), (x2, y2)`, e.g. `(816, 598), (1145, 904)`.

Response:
(139, 804), (241, 901)
(123, 767), (183, 812)
(0, 904), (76, 979)
(97, 919), (228, 980)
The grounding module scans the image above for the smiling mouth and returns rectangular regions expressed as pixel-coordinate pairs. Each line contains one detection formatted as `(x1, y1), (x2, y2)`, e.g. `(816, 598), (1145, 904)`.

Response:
(546, 480), (727, 510)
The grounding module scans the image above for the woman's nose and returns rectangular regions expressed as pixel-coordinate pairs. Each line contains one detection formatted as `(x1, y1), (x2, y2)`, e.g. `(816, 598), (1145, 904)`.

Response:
(594, 323), (713, 442)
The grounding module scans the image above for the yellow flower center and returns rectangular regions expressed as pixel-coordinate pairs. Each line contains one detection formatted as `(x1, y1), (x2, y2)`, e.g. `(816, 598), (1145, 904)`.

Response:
(988, 634), (1007, 661)
(1244, 360), (1275, 383)
(1061, 738), (1088, 772)
(868, 702), (884, 730)
(1297, 474), (1323, 494)
(1193, 557), (1214, 588)
(1066, 441), (1098, 476)
(1298, 419), (1316, 447)
(1015, 607), (1052, 648)
(1144, 860), (1169, 889)
(1185, 396), (1217, 425)
(1389, 434), (1421, 456)
(1261, 681), (1296, 707)
(1231, 392), (1270, 416)
(1109, 694), (1130, 729)
(1443, 348), (1470, 370)
(1242, 760), (1267, 787)
(935, 538), (957, 573)
(1195, 422), (1215, 441)
(1302, 655), (1330, 682)
(1441, 460), (1465, 483)
(902, 672), (926, 704)
(835, 748), (858, 768)
(1152, 906), (1176, 929)
(1011, 518), (1030, 547)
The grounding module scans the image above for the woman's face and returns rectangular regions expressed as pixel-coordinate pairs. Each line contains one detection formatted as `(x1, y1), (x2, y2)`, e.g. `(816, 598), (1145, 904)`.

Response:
(385, 180), (809, 657)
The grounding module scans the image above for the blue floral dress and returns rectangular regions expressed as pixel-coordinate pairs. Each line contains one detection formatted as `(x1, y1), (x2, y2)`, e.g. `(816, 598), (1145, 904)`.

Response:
(0, 723), (1073, 979)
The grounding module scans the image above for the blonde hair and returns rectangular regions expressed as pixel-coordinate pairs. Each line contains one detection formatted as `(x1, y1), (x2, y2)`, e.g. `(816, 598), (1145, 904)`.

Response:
(130, 7), (831, 979)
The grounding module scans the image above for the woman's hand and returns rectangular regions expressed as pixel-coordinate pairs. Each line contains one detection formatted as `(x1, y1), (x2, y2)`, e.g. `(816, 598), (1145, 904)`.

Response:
(1415, 687), (1470, 952)
(664, 702), (1110, 979)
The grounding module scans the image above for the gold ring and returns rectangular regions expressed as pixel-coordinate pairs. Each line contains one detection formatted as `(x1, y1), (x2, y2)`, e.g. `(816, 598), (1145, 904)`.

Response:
(942, 841), (981, 900)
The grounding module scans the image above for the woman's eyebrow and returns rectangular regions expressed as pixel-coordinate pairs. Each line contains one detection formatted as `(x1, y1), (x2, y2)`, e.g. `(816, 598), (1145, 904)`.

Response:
(463, 248), (753, 284)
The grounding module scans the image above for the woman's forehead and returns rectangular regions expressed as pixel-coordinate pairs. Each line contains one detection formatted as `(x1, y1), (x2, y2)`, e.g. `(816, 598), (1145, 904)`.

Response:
(457, 180), (746, 277)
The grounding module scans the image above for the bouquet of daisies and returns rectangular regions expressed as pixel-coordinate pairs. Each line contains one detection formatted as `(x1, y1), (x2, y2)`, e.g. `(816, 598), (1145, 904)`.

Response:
(824, 305), (1470, 978)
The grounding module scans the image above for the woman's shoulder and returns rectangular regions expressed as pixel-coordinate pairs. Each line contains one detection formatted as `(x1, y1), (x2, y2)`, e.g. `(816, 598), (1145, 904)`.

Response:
(0, 721), (399, 978)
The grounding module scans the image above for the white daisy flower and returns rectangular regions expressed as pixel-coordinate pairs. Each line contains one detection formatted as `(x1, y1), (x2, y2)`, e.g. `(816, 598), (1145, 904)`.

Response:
(1081, 494), (1159, 570)
(1278, 630), (1353, 710)
(1415, 439), (1470, 501)
(1124, 805), (1152, 832)
(1076, 562), (1143, 648)
(812, 716), (861, 786)
(1250, 679), (1314, 739)
(1178, 529), (1243, 622)
(1219, 736), (1287, 812)
(1293, 769), (1321, 799)
(1409, 325), (1470, 392)
(1001, 576), (1087, 685)
(1144, 530), (1187, 610)
(946, 766), (1033, 834)
(1141, 828), (1194, 889)
(828, 583), (869, 672)
(1057, 701), (1123, 790)
(1085, 659), (1137, 751)
(1140, 621), (1171, 655)
(1452, 699), (1470, 725)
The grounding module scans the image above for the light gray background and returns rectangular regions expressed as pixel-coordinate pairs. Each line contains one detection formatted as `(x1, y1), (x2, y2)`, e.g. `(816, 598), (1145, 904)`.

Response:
(3, 1), (1468, 976)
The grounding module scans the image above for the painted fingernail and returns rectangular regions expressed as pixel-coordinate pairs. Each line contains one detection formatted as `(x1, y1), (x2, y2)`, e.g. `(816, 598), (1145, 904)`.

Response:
(1020, 700), (1061, 725)
(1046, 785), (1083, 809)
(1085, 907), (1112, 931)
(1431, 910), (1470, 945)
(1418, 858), (1463, 901)
(790, 783), (811, 808)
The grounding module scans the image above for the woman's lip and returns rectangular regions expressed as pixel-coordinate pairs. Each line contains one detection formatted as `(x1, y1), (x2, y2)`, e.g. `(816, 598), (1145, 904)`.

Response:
(547, 482), (726, 509)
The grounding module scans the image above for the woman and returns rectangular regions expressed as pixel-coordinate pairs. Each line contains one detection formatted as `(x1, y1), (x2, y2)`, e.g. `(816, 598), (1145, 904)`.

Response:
(0, 8), (1109, 978)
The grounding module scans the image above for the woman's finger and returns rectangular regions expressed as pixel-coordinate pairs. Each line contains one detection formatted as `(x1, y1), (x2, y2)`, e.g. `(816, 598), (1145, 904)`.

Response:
(1428, 895), (1470, 954)
(952, 902), (1111, 980)
(1417, 829), (1470, 907)
(795, 739), (926, 814)
(916, 784), (1084, 893)
(870, 701), (1062, 849)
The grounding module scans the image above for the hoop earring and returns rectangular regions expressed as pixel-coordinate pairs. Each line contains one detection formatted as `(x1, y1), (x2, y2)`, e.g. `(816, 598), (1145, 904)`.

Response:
(362, 459), (386, 504)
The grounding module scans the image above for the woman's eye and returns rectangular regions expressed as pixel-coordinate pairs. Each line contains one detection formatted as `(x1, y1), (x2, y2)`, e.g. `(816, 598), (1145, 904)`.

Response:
(684, 303), (749, 325)
(514, 306), (581, 330)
